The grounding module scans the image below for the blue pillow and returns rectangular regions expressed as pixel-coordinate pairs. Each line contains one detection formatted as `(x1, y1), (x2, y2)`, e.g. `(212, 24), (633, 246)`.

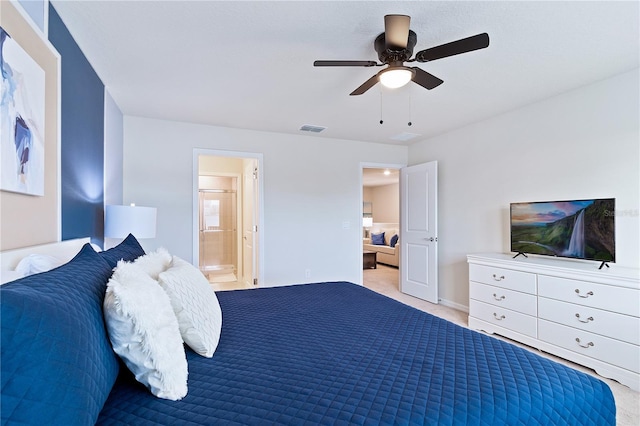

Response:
(100, 233), (145, 268)
(390, 234), (399, 248)
(1, 244), (120, 425)
(371, 232), (385, 245)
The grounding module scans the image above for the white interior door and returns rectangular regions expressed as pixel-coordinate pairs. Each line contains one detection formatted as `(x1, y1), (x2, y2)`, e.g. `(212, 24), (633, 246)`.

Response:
(242, 162), (258, 286)
(400, 161), (438, 303)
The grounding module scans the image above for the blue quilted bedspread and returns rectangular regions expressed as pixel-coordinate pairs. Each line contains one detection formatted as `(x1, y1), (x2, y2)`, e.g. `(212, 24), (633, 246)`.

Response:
(97, 282), (615, 425)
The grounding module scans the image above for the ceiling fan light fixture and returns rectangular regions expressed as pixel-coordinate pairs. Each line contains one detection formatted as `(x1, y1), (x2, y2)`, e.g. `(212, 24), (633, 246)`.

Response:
(379, 67), (413, 89)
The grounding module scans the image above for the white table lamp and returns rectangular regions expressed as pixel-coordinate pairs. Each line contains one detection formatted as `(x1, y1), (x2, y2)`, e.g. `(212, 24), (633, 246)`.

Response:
(105, 204), (157, 239)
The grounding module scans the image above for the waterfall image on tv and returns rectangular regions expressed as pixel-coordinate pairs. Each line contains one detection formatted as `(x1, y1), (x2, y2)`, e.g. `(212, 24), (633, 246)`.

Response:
(510, 199), (615, 262)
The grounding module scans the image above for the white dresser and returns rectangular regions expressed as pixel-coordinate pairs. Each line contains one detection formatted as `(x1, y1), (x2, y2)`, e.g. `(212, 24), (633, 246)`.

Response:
(467, 253), (640, 391)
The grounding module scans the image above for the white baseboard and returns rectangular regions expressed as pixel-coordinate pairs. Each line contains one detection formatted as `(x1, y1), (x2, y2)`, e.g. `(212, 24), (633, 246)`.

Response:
(439, 298), (469, 313)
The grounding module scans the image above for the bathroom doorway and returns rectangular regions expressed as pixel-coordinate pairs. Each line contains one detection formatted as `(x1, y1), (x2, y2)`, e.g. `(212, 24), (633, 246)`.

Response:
(194, 151), (262, 289)
(199, 175), (238, 283)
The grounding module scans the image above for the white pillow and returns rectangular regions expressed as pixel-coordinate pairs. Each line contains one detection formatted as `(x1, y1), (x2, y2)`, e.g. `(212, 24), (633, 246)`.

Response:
(14, 254), (64, 276)
(158, 256), (223, 358)
(103, 260), (188, 400)
(133, 247), (172, 279)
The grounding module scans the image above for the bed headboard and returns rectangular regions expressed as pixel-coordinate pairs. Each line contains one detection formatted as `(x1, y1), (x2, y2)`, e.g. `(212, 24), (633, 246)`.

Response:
(0, 238), (91, 274)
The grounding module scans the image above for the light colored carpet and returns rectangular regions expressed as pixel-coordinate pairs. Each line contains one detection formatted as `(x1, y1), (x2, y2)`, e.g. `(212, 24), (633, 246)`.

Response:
(364, 264), (640, 426)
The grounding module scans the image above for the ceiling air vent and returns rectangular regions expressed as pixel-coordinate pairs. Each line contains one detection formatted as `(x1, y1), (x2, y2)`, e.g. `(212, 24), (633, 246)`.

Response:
(390, 132), (420, 142)
(299, 124), (326, 133)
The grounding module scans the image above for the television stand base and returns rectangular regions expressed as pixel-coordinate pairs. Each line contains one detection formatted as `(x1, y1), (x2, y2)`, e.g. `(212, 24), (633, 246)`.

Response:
(512, 252), (528, 259)
(598, 261), (610, 270)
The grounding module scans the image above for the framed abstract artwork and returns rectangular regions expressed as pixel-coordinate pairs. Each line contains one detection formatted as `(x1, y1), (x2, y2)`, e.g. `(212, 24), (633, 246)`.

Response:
(1, 26), (46, 196)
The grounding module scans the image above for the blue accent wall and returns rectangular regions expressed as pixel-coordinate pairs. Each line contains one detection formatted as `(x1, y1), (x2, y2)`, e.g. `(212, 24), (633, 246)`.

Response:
(48, 5), (105, 246)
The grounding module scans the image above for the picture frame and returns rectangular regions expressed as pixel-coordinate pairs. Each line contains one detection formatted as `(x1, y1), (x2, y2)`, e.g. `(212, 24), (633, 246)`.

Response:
(0, 0), (61, 249)
(1, 25), (46, 196)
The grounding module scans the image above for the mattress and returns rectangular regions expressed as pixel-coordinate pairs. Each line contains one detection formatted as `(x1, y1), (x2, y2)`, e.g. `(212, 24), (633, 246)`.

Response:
(97, 282), (615, 425)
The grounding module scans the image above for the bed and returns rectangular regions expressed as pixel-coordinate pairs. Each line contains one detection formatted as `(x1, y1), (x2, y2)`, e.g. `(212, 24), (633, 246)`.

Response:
(1, 237), (616, 425)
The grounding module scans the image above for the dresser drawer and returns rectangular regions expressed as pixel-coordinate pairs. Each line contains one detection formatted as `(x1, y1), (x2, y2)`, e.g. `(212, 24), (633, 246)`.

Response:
(470, 299), (537, 338)
(539, 297), (640, 345)
(539, 275), (640, 317)
(469, 264), (536, 294)
(539, 319), (640, 373)
(470, 282), (537, 316)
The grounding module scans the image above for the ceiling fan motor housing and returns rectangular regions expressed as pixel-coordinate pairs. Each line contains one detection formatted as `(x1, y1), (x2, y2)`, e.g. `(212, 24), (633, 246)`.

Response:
(375, 30), (417, 64)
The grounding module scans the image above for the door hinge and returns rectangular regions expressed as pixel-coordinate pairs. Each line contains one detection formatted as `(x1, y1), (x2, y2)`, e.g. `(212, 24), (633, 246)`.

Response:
(253, 167), (258, 180)
(253, 225), (258, 232)
(253, 278), (258, 286)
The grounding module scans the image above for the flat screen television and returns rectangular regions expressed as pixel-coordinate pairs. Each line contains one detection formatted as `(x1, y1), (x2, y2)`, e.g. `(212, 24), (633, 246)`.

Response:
(510, 198), (615, 263)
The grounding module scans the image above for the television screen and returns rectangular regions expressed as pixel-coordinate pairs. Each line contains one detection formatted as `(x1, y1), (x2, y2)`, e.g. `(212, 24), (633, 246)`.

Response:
(510, 198), (615, 262)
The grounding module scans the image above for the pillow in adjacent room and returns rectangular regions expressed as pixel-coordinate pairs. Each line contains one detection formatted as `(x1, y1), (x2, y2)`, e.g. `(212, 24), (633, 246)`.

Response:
(100, 233), (146, 269)
(1, 244), (119, 425)
(103, 260), (188, 400)
(390, 234), (399, 248)
(158, 256), (223, 358)
(371, 232), (385, 245)
(134, 247), (172, 280)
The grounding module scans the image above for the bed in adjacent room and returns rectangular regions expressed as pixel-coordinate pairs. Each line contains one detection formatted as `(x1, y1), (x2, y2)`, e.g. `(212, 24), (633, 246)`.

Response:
(1, 237), (616, 425)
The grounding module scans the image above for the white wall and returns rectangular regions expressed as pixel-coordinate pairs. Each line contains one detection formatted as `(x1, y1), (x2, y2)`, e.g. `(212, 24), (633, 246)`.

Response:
(371, 183), (399, 223)
(103, 90), (124, 249)
(17, 0), (46, 33)
(104, 90), (123, 207)
(124, 117), (408, 286)
(409, 69), (640, 309)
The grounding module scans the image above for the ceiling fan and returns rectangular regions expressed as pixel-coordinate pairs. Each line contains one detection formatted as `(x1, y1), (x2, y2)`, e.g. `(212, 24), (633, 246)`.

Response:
(314, 15), (489, 96)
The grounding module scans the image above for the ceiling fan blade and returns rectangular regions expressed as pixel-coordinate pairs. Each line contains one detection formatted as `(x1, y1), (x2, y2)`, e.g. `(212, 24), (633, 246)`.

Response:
(384, 14), (410, 50)
(350, 74), (379, 96)
(415, 33), (489, 62)
(314, 60), (377, 67)
(411, 67), (444, 90)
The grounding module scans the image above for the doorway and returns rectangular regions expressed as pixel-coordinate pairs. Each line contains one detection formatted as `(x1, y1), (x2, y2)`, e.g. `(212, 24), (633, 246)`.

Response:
(361, 165), (402, 290)
(361, 161), (439, 304)
(194, 150), (263, 290)
(198, 175), (238, 282)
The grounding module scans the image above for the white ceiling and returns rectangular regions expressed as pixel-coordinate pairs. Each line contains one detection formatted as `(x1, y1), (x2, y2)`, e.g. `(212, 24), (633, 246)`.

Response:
(50, 1), (639, 146)
(363, 168), (398, 187)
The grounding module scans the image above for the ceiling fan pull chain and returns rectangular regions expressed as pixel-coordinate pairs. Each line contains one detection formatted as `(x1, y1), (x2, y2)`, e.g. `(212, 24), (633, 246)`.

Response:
(379, 91), (384, 124)
(408, 92), (412, 126)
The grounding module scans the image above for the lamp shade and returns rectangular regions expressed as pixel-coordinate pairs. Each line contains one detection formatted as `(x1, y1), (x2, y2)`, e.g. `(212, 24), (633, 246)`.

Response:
(379, 67), (413, 89)
(105, 205), (157, 239)
(362, 217), (373, 227)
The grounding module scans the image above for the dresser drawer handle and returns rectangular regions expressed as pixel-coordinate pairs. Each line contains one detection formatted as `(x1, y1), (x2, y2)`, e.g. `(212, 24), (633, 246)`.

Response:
(492, 293), (505, 301)
(492, 274), (505, 281)
(493, 313), (506, 320)
(575, 338), (594, 349)
(574, 289), (594, 298)
(575, 313), (594, 323)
